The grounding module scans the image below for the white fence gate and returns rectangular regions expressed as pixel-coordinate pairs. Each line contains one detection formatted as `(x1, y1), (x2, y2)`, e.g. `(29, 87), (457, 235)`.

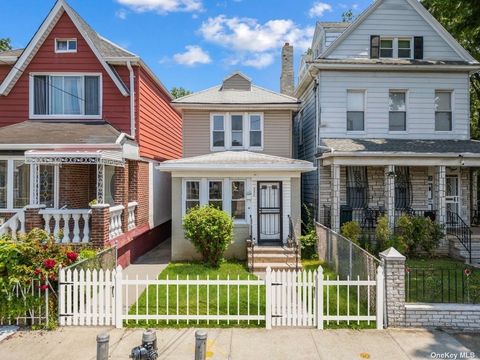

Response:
(58, 266), (384, 329)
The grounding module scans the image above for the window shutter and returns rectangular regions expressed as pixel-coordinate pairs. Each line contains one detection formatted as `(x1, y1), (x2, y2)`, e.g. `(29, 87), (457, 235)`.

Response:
(370, 35), (380, 59)
(414, 36), (424, 60)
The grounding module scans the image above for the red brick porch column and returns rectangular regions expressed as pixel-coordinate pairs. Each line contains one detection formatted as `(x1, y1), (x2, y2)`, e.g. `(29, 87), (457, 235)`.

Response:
(24, 205), (46, 233)
(90, 204), (110, 248)
(114, 164), (129, 233)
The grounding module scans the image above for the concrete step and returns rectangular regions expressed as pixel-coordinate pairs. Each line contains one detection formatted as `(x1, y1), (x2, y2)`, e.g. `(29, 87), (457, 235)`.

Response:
(251, 262), (302, 272)
(248, 253), (300, 263)
(247, 246), (297, 255)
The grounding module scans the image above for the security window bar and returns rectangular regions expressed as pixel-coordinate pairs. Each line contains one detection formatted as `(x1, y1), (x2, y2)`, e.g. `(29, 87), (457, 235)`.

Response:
(389, 91), (407, 131)
(346, 166), (368, 209)
(395, 167), (412, 210)
(347, 90), (365, 131)
(435, 91), (453, 131)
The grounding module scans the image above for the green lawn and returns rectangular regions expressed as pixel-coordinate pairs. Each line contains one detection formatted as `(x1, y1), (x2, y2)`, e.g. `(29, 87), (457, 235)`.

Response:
(405, 257), (479, 304)
(127, 261), (265, 328)
(128, 260), (377, 329)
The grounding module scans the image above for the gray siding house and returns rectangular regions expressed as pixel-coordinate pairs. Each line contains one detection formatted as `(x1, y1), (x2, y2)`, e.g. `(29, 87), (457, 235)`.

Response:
(295, 0), (480, 263)
(159, 72), (314, 268)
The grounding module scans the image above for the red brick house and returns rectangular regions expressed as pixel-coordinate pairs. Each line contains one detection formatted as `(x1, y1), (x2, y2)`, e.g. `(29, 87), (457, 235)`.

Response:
(0, 0), (182, 266)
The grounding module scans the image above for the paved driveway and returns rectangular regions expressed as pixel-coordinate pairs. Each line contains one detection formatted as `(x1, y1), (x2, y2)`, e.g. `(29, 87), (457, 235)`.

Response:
(0, 327), (477, 360)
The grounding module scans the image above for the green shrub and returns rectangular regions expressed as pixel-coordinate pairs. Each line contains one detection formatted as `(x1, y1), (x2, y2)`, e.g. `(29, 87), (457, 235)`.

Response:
(183, 205), (234, 268)
(299, 230), (318, 260)
(79, 248), (97, 260)
(375, 216), (392, 252)
(396, 214), (443, 257)
(340, 221), (362, 244)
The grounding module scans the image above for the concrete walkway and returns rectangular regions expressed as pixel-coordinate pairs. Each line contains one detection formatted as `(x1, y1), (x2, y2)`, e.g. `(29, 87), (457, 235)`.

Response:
(0, 327), (477, 360)
(123, 238), (171, 307)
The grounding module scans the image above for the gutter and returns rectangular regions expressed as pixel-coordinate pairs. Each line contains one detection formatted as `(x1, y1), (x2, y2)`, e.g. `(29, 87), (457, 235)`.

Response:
(127, 61), (136, 139)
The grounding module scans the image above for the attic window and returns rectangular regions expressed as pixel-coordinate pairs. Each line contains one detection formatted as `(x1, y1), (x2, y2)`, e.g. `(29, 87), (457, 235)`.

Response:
(55, 39), (77, 53)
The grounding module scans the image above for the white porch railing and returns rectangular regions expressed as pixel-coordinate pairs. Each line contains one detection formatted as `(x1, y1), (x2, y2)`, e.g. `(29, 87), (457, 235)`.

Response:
(127, 202), (137, 231)
(109, 205), (124, 240)
(0, 209), (26, 240)
(40, 209), (92, 243)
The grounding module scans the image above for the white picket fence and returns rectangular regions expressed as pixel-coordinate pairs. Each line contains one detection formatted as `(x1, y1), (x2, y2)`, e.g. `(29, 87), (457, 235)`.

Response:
(58, 266), (384, 329)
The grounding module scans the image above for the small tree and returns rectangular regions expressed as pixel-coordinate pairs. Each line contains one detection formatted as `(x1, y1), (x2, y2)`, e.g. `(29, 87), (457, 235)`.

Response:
(170, 87), (192, 99)
(183, 206), (233, 267)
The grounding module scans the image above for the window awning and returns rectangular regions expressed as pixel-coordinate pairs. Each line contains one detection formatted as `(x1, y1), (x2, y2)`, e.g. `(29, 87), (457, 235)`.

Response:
(24, 149), (125, 167)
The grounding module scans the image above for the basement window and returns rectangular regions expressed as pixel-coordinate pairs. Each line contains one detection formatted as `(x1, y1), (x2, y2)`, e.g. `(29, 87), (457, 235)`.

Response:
(55, 39), (77, 53)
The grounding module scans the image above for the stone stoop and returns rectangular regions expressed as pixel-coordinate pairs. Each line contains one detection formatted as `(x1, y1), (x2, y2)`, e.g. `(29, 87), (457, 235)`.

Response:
(247, 246), (302, 272)
(449, 235), (480, 266)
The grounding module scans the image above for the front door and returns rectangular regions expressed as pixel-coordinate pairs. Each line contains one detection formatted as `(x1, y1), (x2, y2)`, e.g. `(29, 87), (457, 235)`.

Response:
(446, 175), (460, 215)
(257, 181), (282, 245)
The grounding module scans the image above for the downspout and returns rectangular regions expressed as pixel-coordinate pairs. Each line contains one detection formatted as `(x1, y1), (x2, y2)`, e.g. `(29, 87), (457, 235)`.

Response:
(127, 61), (136, 139)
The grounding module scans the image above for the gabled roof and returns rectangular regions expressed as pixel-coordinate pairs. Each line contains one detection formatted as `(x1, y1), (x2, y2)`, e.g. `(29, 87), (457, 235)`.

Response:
(320, 0), (477, 63)
(0, 0), (133, 96)
(173, 73), (300, 109)
(158, 151), (314, 172)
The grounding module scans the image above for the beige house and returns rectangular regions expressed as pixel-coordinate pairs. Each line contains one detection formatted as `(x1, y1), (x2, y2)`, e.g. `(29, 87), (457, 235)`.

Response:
(159, 72), (314, 266)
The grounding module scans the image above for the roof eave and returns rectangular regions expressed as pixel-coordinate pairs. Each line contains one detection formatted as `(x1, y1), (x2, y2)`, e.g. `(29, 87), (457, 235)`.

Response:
(158, 163), (315, 173)
(309, 62), (480, 73)
(171, 103), (301, 111)
(320, 151), (480, 159)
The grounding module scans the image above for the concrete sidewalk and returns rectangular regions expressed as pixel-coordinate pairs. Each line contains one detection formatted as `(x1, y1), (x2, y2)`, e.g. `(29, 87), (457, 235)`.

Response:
(0, 327), (477, 360)
(123, 239), (171, 307)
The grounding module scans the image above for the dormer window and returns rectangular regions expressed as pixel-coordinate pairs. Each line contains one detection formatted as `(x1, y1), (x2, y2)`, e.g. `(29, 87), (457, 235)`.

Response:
(30, 74), (101, 118)
(55, 39), (77, 53)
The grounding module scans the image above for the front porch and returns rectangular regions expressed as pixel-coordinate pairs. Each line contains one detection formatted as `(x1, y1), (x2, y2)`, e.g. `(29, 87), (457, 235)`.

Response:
(0, 152), (141, 246)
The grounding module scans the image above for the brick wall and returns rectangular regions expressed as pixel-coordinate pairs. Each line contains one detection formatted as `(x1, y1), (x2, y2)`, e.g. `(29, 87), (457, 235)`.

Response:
(59, 164), (96, 208)
(405, 303), (480, 331)
(136, 161), (150, 227)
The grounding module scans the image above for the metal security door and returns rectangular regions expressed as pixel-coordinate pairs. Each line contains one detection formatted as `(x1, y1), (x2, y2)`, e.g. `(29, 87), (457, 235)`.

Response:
(258, 182), (282, 244)
(446, 175), (460, 215)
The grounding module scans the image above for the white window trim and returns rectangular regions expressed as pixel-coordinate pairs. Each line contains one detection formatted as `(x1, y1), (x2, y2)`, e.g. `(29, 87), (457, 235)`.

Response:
(346, 89), (367, 133)
(55, 38), (78, 53)
(388, 89), (409, 133)
(434, 89), (454, 132)
(207, 179), (224, 209)
(380, 36), (413, 59)
(29, 72), (103, 120)
(182, 178), (249, 224)
(210, 112), (264, 152)
(0, 157), (31, 211)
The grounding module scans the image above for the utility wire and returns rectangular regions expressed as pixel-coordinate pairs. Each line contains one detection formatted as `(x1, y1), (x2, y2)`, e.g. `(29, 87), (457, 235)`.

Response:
(0, 57), (86, 102)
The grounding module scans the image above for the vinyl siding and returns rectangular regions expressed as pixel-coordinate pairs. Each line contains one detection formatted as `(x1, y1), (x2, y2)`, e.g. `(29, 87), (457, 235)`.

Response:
(222, 74), (251, 90)
(0, 13), (131, 131)
(137, 67), (182, 161)
(318, 70), (470, 140)
(328, 0), (462, 61)
(295, 81), (319, 217)
(182, 109), (293, 158)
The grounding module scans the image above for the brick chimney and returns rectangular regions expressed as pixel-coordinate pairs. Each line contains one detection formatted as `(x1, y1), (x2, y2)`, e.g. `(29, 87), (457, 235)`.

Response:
(280, 42), (294, 97)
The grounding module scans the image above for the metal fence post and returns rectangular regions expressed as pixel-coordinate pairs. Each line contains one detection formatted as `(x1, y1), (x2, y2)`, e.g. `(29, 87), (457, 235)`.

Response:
(195, 330), (207, 360)
(376, 265), (385, 330)
(96, 333), (109, 360)
(115, 265), (123, 329)
(316, 266), (324, 330)
(265, 267), (272, 329)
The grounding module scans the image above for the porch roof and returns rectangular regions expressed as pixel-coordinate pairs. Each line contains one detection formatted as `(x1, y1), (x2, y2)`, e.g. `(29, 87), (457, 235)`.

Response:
(0, 120), (124, 149)
(25, 148), (125, 167)
(158, 151), (315, 172)
(319, 138), (480, 166)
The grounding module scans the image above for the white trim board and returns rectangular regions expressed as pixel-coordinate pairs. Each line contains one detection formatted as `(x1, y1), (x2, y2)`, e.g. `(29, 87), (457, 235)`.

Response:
(0, 0), (129, 97)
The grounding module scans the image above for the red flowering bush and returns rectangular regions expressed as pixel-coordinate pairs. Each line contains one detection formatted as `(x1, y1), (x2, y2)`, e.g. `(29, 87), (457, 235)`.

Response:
(66, 252), (78, 263)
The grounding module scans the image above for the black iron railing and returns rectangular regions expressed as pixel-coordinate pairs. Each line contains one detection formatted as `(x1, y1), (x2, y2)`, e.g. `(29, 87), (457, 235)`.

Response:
(406, 267), (479, 304)
(287, 215), (299, 271)
(446, 211), (472, 264)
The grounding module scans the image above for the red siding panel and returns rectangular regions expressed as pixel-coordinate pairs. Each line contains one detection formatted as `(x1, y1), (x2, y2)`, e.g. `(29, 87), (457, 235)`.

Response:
(0, 13), (130, 132)
(137, 67), (182, 161)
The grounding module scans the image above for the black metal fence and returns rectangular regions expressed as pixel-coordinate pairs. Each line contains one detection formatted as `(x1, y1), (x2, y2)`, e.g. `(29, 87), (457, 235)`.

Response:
(405, 267), (479, 304)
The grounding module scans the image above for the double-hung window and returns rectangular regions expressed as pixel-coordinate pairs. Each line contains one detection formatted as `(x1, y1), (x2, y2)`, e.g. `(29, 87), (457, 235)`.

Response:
(347, 90), (365, 131)
(208, 181), (223, 210)
(435, 90), (453, 131)
(249, 114), (262, 148)
(380, 39), (394, 58)
(185, 181), (200, 212)
(0, 159), (31, 210)
(55, 39), (77, 53)
(231, 181), (246, 220)
(211, 113), (263, 150)
(379, 37), (412, 59)
(212, 115), (225, 148)
(398, 39), (412, 58)
(389, 91), (407, 131)
(32, 74), (101, 118)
